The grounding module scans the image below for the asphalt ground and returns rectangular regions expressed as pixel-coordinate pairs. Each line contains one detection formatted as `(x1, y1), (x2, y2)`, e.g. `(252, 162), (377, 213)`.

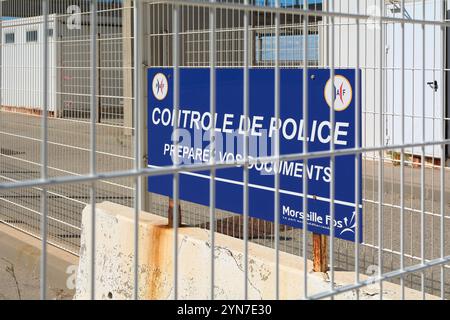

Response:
(0, 223), (77, 300)
(0, 111), (449, 298)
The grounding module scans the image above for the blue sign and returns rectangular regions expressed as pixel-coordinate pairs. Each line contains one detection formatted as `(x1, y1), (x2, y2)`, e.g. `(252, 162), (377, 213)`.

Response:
(148, 68), (362, 242)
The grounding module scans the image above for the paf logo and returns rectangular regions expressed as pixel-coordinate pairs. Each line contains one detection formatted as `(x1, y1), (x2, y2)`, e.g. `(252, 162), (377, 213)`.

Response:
(152, 73), (169, 101)
(324, 75), (353, 112)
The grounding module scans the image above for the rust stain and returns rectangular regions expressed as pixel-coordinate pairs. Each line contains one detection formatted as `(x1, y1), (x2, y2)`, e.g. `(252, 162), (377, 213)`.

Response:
(146, 225), (173, 299)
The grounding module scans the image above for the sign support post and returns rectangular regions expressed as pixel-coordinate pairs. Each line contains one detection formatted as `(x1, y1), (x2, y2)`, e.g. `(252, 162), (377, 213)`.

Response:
(313, 233), (328, 272)
(168, 198), (182, 228)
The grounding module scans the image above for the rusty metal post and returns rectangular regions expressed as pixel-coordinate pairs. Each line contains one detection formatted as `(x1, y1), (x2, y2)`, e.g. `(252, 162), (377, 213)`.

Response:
(168, 198), (182, 228)
(313, 233), (328, 273)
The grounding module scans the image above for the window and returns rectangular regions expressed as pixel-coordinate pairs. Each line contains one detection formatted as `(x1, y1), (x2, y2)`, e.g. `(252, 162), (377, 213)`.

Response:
(255, 34), (319, 63)
(5, 33), (15, 44)
(26, 30), (38, 42)
(47, 28), (53, 38)
(255, 0), (322, 7)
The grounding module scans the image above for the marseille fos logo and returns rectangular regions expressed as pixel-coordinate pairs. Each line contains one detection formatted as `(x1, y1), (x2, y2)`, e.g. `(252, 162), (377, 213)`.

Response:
(152, 73), (169, 101)
(324, 75), (353, 112)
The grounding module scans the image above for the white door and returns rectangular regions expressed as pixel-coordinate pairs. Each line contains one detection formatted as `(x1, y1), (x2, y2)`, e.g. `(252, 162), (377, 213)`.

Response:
(385, 0), (445, 159)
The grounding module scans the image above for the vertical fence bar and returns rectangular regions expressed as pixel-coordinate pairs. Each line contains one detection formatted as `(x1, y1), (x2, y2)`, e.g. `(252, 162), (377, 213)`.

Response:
(133, 0), (142, 301)
(172, 2), (180, 301)
(329, 0), (336, 299)
(274, 0), (281, 301)
(89, 0), (98, 301)
(389, 0), (395, 263)
(411, 1), (416, 269)
(209, 0), (217, 301)
(40, 0), (49, 301)
(400, 0), (406, 300)
(243, 0), (250, 301)
(371, 0), (377, 267)
(378, 0), (384, 300)
(420, 0), (426, 300)
(302, 0), (309, 300)
(354, 0), (361, 301)
(430, 0), (437, 299)
(440, 0), (446, 300)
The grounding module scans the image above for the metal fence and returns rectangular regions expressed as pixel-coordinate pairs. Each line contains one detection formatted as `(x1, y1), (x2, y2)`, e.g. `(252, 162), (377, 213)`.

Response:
(0, 0), (135, 254)
(0, 0), (449, 300)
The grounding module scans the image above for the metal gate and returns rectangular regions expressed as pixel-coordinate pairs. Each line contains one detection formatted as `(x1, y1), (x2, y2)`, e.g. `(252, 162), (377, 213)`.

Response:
(0, 0), (449, 300)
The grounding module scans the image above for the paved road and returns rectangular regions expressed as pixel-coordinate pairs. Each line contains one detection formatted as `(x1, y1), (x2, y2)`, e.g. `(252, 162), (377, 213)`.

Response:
(0, 111), (449, 298)
(0, 223), (77, 300)
(0, 111), (134, 252)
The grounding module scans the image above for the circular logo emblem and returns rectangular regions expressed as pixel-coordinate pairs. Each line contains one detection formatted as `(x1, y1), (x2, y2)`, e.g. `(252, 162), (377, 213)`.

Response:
(152, 73), (169, 101)
(324, 75), (353, 112)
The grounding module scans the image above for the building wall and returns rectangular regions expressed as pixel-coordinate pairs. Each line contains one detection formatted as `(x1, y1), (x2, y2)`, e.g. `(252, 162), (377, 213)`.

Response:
(328, 0), (446, 159)
(385, 0), (445, 159)
(1, 13), (123, 120)
(1, 15), (58, 112)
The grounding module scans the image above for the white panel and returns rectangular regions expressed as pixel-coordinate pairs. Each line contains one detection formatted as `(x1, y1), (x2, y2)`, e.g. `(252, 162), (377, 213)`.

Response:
(330, 0), (384, 159)
(1, 16), (57, 112)
(385, 0), (444, 158)
(332, 0), (445, 159)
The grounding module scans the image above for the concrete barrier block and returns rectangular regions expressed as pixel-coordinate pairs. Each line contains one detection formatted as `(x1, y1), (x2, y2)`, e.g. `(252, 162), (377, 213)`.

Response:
(74, 202), (438, 300)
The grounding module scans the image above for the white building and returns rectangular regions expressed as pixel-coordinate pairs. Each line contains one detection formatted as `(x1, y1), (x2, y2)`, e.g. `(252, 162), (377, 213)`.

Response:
(327, 0), (448, 160)
(1, 15), (59, 113)
(1, 13), (123, 119)
(1, 0), (448, 161)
